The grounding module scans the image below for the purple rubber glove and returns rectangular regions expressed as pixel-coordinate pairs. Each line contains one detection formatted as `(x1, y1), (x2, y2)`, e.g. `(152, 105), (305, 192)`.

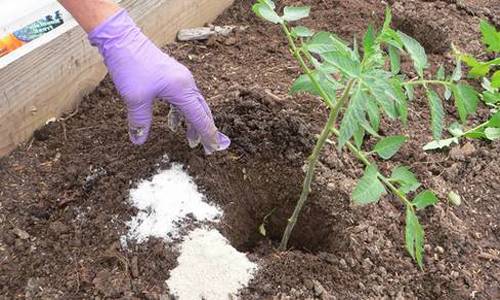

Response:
(88, 9), (230, 154)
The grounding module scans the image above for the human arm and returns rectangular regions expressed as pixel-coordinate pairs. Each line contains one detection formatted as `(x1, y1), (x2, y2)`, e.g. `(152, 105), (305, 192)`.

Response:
(57, 0), (230, 153)
(58, 0), (120, 33)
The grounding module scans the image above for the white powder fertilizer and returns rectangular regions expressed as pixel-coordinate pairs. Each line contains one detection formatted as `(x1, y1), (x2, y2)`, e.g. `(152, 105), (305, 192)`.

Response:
(167, 228), (257, 300)
(125, 163), (221, 242)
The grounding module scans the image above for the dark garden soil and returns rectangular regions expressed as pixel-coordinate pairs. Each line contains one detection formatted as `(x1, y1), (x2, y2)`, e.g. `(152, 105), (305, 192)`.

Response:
(1, 0), (499, 299)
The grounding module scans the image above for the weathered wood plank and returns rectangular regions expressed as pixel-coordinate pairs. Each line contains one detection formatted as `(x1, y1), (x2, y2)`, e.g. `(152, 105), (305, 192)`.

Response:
(177, 26), (235, 41)
(0, 0), (234, 157)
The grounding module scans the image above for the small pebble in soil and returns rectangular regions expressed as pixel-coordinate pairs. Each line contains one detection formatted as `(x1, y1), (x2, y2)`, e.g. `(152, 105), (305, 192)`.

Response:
(435, 246), (445, 254)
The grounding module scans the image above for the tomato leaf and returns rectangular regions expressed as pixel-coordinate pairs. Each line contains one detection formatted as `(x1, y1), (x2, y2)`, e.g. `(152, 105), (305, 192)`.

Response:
(412, 190), (438, 210)
(480, 20), (500, 53)
(491, 70), (500, 88)
(427, 89), (444, 140)
(485, 127), (500, 140)
(405, 207), (425, 269)
(291, 26), (313, 37)
(391, 166), (421, 194)
(388, 45), (401, 74)
(283, 6), (311, 22)
(339, 88), (365, 148)
(423, 137), (459, 151)
(398, 31), (428, 77)
(373, 135), (407, 159)
(363, 24), (376, 60)
(352, 165), (386, 205)
(487, 111), (500, 127)
(252, 1), (283, 24)
(453, 84), (479, 123)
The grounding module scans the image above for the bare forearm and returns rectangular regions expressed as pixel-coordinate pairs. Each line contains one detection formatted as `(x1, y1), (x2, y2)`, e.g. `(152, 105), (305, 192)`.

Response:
(58, 0), (120, 33)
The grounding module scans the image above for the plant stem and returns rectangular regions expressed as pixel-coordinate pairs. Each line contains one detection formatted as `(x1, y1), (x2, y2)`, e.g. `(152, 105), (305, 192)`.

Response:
(281, 24), (335, 108)
(330, 128), (414, 208)
(279, 80), (355, 251)
(278, 110), (336, 251)
(463, 119), (490, 135)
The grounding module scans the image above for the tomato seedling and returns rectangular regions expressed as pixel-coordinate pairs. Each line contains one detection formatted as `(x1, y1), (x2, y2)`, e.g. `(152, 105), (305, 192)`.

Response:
(252, 0), (484, 268)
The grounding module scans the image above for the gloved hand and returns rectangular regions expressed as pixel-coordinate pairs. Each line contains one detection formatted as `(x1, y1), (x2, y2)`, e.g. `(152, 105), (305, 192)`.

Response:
(88, 9), (230, 154)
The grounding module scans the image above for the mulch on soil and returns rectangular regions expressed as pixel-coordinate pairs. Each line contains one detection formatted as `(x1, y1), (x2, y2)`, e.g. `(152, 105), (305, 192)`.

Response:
(1, 0), (498, 299)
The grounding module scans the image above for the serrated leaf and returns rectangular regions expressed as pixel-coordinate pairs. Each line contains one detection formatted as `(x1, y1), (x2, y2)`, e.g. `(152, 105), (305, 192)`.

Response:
(352, 165), (386, 205)
(485, 127), (500, 140)
(451, 59), (462, 82)
(413, 190), (438, 210)
(391, 166), (421, 194)
(283, 6), (310, 22)
(366, 98), (380, 132)
(487, 111), (500, 127)
(390, 78), (408, 124)
(290, 74), (314, 95)
(461, 54), (480, 67)
(291, 26), (313, 37)
(480, 20), (500, 52)
(423, 137), (458, 151)
(307, 32), (352, 56)
(252, 1), (283, 24)
(379, 8), (403, 49)
(448, 122), (464, 137)
(363, 24), (376, 60)
(483, 91), (500, 104)
(388, 45), (401, 74)
(339, 88), (365, 148)
(427, 89), (444, 140)
(363, 72), (398, 119)
(383, 7), (392, 31)
(405, 207), (424, 268)
(491, 70), (500, 88)
(321, 52), (361, 77)
(469, 64), (490, 78)
(353, 126), (365, 149)
(373, 135), (407, 159)
(398, 31), (428, 77)
(453, 84), (479, 123)
(290, 72), (337, 104)
(437, 65), (445, 80)
(405, 84), (415, 101)
(360, 120), (380, 137)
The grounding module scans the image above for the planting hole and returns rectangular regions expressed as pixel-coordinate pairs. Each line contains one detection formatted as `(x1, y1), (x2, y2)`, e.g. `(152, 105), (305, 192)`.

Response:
(190, 92), (350, 254)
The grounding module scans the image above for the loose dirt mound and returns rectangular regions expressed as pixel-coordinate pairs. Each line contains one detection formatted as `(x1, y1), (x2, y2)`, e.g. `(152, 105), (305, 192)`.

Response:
(1, 0), (498, 299)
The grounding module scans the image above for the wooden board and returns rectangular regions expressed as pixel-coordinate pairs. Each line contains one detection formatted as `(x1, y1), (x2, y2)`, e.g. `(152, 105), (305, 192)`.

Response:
(0, 0), (234, 157)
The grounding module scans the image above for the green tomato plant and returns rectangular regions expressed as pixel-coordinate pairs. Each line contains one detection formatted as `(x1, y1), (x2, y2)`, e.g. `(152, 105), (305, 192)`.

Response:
(423, 20), (500, 150)
(252, 0), (486, 268)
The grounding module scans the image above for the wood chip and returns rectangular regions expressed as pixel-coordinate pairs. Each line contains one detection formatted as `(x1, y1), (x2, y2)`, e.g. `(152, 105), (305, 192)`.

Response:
(177, 26), (235, 41)
(13, 227), (30, 239)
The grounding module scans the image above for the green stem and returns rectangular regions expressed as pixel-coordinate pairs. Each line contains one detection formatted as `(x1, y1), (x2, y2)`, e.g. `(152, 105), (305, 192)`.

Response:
(330, 128), (414, 209)
(281, 24), (335, 109)
(279, 110), (336, 251)
(463, 119), (490, 135)
(279, 80), (355, 252)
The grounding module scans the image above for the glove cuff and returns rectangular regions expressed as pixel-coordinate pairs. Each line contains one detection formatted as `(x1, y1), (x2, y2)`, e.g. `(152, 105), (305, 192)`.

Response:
(88, 9), (138, 51)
